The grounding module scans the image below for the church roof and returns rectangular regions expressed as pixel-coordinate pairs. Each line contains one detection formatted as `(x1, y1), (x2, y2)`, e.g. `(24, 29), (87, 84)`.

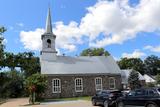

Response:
(41, 55), (121, 75)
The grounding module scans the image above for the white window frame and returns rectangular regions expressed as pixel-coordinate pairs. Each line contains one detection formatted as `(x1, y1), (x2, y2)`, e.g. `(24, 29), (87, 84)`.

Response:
(95, 77), (102, 91)
(109, 77), (116, 89)
(52, 78), (61, 93)
(75, 78), (83, 92)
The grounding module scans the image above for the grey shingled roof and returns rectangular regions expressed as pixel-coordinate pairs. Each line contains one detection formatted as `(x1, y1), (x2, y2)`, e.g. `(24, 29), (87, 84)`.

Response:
(41, 55), (121, 75)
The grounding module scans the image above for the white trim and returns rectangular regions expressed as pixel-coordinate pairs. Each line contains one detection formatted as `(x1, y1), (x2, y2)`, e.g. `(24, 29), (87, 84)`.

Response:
(52, 78), (61, 93)
(95, 77), (102, 91)
(109, 77), (116, 89)
(75, 78), (83, 92)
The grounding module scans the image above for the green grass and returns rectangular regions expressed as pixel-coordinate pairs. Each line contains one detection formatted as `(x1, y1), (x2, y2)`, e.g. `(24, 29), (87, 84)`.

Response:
(43, 96), (91, 102)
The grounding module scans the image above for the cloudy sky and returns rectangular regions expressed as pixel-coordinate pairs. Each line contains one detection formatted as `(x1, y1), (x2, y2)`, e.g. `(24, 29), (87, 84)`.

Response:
(0, 0), (160, 60)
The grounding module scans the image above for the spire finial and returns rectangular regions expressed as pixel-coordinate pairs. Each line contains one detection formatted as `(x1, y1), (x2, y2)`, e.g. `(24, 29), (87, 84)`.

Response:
(45, 7), (52, 33)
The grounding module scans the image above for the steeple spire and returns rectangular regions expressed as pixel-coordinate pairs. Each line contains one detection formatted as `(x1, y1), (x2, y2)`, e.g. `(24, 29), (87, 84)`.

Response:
(45, 7), (52, 33)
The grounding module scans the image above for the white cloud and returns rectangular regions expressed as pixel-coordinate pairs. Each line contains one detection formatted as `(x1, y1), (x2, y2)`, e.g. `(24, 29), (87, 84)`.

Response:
(82, 0), (160, 47)
(53, 21), (82, 52)
(20, 28), (44, 50)
(16, 23), (24, 27)
(144, 45), (160, 53)
(20, 22), (80, 52)
(122, 49), (146, 58)
(20, 0), (160, 52)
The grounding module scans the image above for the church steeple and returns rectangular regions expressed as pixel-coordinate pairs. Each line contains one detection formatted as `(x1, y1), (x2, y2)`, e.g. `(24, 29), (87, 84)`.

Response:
(45, 7), (52, 33)
(41, 7), (57, 61)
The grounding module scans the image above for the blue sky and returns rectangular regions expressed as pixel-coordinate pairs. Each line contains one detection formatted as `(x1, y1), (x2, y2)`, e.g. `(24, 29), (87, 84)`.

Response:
(0, 0), (160, 60)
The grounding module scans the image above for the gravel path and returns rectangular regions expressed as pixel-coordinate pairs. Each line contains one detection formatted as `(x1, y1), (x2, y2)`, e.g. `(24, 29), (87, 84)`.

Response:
(0, 98), (95, 107)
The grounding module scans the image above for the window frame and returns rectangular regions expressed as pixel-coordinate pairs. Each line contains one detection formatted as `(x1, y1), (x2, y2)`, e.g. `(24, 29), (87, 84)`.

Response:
(52, 78), (61, 93)
(95, 77), (103, 91)
(109, 77), (116, 89)
(75, 78), (83, 92)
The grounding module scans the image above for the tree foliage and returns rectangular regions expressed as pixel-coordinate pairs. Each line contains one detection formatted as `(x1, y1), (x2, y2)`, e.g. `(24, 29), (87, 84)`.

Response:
(128, 69), (141, 90)
(0, 70), (24, 98)
(2, 52), (40, 77)
(80, 48), (110, 56)
(146, 82), (155, 88)
(118, 58), (145, 74)
(156, 74), (160, 85)
(25, 73), (47, 103)
(0, 27), (41, 99)
(0, 27), (6, 69)
(0, 27), (6, 52)
(16, 52), (40, 77)
(144, 55), (160, 75)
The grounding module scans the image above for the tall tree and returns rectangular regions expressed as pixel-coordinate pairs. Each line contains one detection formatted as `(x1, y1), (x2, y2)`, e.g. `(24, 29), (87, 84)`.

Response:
(0, 27), (6, 69)
(80, 48), (110, 56)
(144, 55), (160, 75)
(118, 58), (145, 75)
(128, 69), (141, 90)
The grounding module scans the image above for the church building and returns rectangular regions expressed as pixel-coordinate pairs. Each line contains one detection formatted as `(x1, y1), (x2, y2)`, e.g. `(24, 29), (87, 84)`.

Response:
(40, 8), (122, 98)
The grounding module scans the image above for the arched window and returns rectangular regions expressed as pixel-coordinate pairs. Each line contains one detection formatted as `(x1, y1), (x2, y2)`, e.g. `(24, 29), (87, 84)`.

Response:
(47, 39), (51, 48)
(109, 77), (116, 89)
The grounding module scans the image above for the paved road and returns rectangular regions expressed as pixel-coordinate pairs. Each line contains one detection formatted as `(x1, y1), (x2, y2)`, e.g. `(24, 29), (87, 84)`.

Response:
(0, 98), (96, 107)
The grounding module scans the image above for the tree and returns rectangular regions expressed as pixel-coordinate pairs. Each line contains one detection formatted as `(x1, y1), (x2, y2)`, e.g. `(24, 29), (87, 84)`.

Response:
(80, 48), (110, 56)
(128, 69), (141, 90)
(118, 58), (145, 75)
(3, 52), (17, 71)
(0, 27), (6, 69)
(18, 52), (41, 77)
(156, 74), (160, 85)
(144, 55), (160, 75)
(0, 70), (24, 98)
(146, 82), (155, 88)
(25, 73), (47, 104)
(2, 52), (40, 77)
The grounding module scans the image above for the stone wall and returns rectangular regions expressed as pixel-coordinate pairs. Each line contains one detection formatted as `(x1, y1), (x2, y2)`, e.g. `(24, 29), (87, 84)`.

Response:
(43, 74), (122, 98)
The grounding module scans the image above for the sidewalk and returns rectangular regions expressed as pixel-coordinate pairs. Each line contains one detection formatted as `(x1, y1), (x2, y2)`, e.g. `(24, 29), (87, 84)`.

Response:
(0, 98), (94, 107)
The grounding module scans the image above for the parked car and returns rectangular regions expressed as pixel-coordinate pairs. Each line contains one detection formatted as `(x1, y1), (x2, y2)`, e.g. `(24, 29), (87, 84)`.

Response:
(91, 90), (123, 107)
(116, 87), (160, 107)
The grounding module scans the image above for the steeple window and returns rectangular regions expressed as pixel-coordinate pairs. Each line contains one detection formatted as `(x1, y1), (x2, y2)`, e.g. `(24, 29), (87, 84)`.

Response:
(47, 39), (51, 48)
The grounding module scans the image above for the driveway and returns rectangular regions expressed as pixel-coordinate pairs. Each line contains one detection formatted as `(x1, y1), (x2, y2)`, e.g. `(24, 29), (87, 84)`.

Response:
(0, 98), (96, 107)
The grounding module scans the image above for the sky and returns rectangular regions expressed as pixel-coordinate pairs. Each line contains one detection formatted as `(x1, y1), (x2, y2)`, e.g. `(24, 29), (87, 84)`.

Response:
(0, 0), (160, 60)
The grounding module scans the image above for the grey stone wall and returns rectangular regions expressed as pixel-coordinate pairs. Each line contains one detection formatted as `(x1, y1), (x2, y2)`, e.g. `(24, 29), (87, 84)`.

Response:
(43, 74), (122, 98)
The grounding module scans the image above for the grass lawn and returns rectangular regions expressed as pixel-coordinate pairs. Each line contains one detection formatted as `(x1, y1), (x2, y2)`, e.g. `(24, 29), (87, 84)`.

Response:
(43, 96), (91, 102)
